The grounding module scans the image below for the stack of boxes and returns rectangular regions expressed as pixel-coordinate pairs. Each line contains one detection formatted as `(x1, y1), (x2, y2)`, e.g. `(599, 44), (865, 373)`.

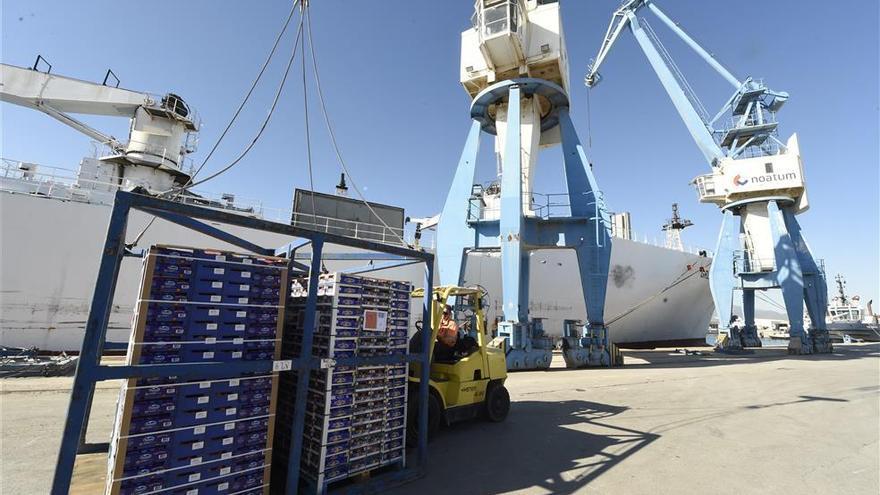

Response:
(273, 273), (411, 492)
(106, 246), (287, 495)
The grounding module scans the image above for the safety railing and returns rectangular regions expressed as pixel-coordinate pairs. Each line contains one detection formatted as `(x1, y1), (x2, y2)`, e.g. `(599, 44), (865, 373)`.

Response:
(290, 212), (407, 246)
(733, 251), (775, 274)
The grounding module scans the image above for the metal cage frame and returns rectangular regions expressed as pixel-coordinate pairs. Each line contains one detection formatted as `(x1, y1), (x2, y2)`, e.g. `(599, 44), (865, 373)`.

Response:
(51, 190), (435, 494)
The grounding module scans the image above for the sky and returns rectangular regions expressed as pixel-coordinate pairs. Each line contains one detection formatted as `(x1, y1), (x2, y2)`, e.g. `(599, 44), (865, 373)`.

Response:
(2, 0), (878, 308)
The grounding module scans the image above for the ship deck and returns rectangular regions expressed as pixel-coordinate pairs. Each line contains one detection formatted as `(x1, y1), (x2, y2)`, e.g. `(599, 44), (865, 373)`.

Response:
(2, 344), (877, 494)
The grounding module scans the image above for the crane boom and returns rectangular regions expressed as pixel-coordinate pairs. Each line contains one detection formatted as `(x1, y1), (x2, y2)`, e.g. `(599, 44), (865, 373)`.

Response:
(1, 61), (199, 192)
(1, 63), (152, 116)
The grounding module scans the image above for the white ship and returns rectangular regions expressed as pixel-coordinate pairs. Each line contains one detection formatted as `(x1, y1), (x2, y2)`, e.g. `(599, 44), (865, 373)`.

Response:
(0, 155), (713, 351)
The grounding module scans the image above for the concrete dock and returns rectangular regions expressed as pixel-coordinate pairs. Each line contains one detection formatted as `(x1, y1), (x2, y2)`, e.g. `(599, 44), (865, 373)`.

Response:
(2, 344), (878, 494)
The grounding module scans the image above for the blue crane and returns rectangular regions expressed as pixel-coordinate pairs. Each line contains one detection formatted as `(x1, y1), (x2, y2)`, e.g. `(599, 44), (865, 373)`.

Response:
(584, 0), (832, 354)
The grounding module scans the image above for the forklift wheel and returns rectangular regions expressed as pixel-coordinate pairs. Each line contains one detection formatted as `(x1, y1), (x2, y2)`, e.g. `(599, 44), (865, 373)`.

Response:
(407, 391), (442, 447)
(484, 384), (510, 422)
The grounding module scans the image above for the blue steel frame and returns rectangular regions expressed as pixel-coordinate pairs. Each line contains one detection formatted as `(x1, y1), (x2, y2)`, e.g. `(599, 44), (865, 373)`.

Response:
(51, 190), (435, 494)
(436, 78), (613, 369)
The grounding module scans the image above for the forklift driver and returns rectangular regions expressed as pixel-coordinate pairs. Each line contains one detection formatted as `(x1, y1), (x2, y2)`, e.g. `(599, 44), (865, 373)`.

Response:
(435, 304), (478, 361)
(437, 305), (459, 351)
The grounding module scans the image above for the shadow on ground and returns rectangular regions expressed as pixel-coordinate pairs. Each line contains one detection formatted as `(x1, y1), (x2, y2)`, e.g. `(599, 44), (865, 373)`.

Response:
(394, 400), (658, 495)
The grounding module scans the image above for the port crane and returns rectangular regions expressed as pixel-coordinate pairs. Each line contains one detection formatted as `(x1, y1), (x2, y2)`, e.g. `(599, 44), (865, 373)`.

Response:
(0, 58), (199, 194)
(438, 0), (615, 369)
(584, 0), (831, 354)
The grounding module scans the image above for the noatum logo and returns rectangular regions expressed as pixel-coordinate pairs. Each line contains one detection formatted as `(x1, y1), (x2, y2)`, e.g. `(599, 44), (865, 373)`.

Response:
(733, 172), (797, 186)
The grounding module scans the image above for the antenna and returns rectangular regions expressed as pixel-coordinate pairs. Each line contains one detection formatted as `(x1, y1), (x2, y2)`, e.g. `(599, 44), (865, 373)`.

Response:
(662, 203), (693, 251)
(335, 172), (348, 197)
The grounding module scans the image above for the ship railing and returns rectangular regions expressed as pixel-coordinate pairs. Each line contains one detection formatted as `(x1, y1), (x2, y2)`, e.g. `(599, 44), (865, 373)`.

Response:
(291, 212), (407, 246)
(0, 157), (292, 223)
(0, 158), (112, 201)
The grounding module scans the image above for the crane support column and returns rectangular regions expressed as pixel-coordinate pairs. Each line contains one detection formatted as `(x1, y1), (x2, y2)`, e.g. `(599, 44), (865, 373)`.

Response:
(437, 121), (482, 288)
(560, 109), (613, 367)
(709, 210), (740, 349)
(437, 79), (613, 370)
(741, 289), (761, 347)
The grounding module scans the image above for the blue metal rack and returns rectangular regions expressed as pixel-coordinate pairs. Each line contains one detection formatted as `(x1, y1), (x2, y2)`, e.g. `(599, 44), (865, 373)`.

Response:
(51, 190), (434, 494)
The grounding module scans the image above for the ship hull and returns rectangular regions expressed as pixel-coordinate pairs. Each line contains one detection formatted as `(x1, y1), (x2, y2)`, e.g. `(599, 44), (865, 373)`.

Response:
(0, 192), (714, 351)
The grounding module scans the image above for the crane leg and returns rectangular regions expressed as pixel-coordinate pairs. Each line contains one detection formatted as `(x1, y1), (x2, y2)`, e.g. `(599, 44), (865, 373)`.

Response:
(710, 210), (740, 350)
(496, 86), (551, 371)
(436, 121), (482, 287)
(740, 289), (762, 347)
(559, 110), (613, 368)
(767, 201), (812, 355)
(782, 208), (832, 353)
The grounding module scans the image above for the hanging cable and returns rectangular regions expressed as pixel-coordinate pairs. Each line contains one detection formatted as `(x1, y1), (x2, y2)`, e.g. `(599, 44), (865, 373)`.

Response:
(300, 1), (318, 228)
(606, 264), (706, 326)
(185, 17), (304, 189)
(127, 3), (301, 247)
(189, 0), (300, 183)
(304, 7), (409, 247)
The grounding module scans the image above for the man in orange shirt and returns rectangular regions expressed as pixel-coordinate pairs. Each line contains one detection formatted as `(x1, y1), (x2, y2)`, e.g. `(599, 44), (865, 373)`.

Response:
(437, 305), (459, 351)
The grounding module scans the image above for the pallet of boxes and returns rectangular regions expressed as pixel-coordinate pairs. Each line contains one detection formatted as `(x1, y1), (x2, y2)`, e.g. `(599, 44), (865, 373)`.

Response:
(105, 246), (287, 495)
(103, 245), (412, 494)
(273, 273), (411, 493)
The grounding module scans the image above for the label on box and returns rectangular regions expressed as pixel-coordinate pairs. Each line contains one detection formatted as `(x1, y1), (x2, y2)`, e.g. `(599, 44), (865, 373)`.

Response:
(229, 379), (240, 386)
(236, 311), (247, 317)
(205, 338), (216, 344)
(206, 323), (218, 330)
(235, 324), (245, 331)
(224, 422), (235, 431)
(242, 272), (251, 279)
(273, 360), (292, 372)
(194, 426), (206, 434)
(233, 338), (243, 345)
(190, 457), (202, 465)
(220, 466), (231, 475)
(197, 396), (209, 404)
(232, 351), (242, 359)
(240, 284), (250, 291)
(214, 268), (225, 275)
(187, 490), (198, 495)
(227, 393), (238, 401)
(199, 382), (211, 389)
(222, 437), (233, 446)
(210, 295), (221, 302)
(192, 441), (204, 450)
(203, 352), (214, 359)
(237, 298), (248, 304)
(219, 482), (229, 491)
(242, 258), (252, 264)
(209, 309), (220, 316)
(188, 473), (201, 482)
(195, 411), (207, 420)
(221, 452), (232, 460)
(212, 281), (223, 289)
(226, 408), (236, 416)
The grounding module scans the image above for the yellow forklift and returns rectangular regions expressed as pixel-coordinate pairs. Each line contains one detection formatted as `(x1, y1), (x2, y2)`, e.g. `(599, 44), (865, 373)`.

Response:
(407, 286), (510, 442)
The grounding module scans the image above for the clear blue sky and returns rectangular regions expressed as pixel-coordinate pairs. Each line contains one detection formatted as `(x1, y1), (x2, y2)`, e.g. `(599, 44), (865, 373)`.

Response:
(2, 0), (878, 306)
